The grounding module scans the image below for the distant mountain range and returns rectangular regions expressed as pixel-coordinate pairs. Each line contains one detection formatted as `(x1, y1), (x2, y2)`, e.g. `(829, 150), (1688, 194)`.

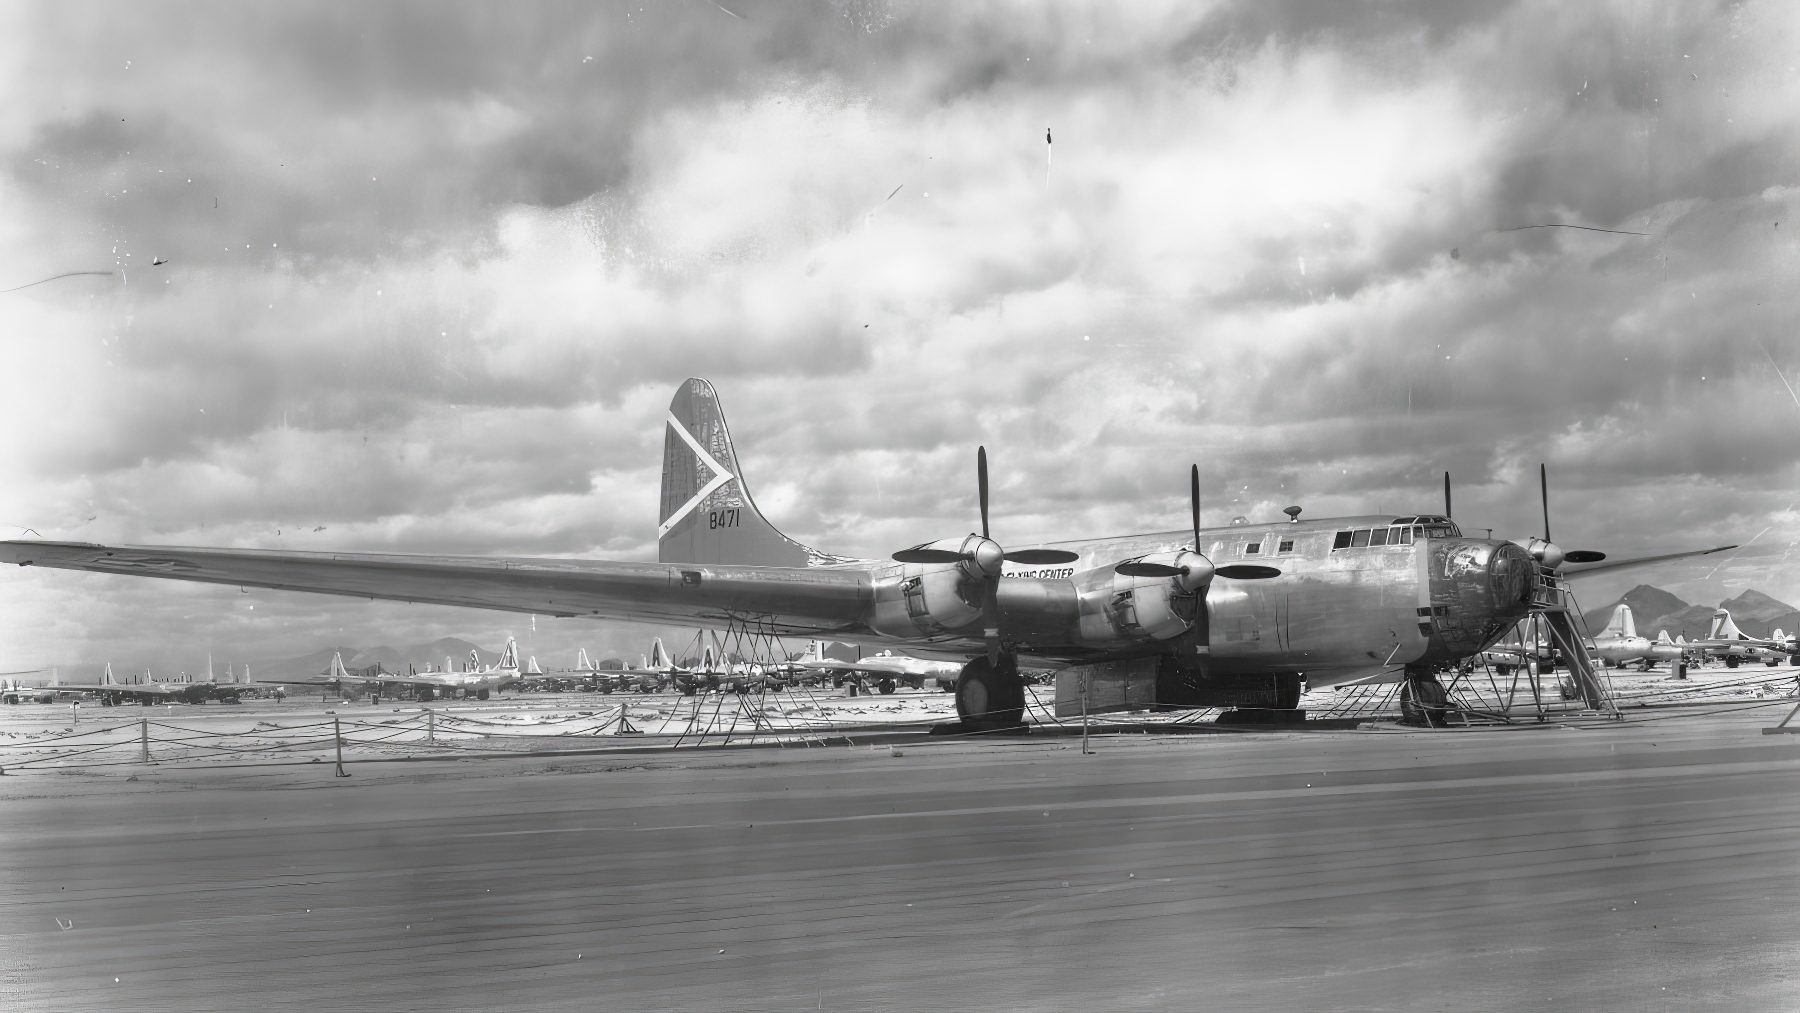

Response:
(1581, 586), (1799, 640)
(248, 638), (503, 682)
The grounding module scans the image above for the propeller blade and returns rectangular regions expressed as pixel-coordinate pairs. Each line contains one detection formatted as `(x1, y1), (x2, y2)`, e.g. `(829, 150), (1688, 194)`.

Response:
(1563, 550), (1606, 564)
(981, 579), (1002, 665)
(1116, 560), (1187, 577)
(892, 547), (969, 564)
(1190, 464), (1202, 546)
(977, 446), (990, 540)
(1540, 462), (1551, 544)
(1005, 548), (1079, 564)
(1215, 564), (1282, 580)
(1443, 471), (1451, 518)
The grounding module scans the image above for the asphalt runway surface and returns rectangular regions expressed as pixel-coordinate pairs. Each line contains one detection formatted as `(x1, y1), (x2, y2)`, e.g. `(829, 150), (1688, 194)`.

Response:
(6, 705), (1800, 1012)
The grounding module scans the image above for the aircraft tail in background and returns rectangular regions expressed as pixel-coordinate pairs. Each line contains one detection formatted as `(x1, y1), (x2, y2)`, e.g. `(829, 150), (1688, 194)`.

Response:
(1600, 604), (1637, 640)
(1708, 609), (1747, 641)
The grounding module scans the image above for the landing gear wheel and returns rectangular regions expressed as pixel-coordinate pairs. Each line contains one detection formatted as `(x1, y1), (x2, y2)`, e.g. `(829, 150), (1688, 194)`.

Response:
(1726, 657), (1740, 669)
(1399, 676), (1448, 727)
(955, 656), (1025, 731)
(476, 688), (490, 701)
(878, 678), (896, 695)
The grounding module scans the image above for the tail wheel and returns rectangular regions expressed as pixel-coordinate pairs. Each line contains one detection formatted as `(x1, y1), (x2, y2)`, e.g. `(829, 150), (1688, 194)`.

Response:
(1399, 676), (1449, 727)
(955, 656), (1025, 730)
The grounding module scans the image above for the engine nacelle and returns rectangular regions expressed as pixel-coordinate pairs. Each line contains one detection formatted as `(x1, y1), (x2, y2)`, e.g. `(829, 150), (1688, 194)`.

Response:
(1072, 551), (1203, 645)
(870, 537), (987, 637)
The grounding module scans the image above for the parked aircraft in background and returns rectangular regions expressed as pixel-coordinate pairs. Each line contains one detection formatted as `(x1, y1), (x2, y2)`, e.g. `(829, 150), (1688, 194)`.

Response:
(0, 378), (1737, 729)
(20, 662), (245, 705)
(1591, 604), (1685, 671)
(791, 640), (963, 693)
(297, 639), (526, 700)
(1693, 610), (1794, 668)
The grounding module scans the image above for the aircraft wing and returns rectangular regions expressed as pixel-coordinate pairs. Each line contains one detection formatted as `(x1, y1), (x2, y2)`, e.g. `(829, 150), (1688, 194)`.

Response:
(0, 540), (873, 636)
(1562, 545), (1738, 579)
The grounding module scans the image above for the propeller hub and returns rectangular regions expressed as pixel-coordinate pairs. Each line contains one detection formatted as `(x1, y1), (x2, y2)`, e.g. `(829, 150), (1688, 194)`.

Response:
(1528, 538), (1564, 569)
(1173, 550), (1213, 591)
(968, 536), (1005, 578)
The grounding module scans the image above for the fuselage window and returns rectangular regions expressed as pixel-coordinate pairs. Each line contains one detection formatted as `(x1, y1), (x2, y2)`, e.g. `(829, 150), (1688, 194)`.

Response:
(1369, 528), (1389, 547)
(1333, 531), (1352, 549)
(1350, 529), (1370, 547)
(1245, 541), (1262, 555)
(1278, 539), (1294, 553)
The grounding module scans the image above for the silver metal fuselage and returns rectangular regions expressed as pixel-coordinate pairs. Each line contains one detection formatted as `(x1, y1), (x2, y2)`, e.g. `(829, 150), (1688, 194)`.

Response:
(847, 514), (1539, 689)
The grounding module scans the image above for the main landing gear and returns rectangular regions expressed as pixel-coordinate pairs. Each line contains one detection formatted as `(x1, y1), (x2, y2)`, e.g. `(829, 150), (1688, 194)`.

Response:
(954, 655), (1026, 732)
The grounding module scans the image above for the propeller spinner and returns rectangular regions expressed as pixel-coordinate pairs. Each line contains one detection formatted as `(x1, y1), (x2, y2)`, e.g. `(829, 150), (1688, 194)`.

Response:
(890, 447), (1079, 662)
(1530, 463), (1605, 568)
(1113, 465), (1282, 583)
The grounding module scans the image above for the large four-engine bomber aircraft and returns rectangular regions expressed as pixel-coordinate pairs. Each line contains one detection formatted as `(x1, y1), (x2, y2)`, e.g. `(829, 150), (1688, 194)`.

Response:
(0, 379), (1735, 729)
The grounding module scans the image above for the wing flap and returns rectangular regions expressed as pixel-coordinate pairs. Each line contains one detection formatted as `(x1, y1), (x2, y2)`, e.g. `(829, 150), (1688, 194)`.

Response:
(0, 541), (872, 636)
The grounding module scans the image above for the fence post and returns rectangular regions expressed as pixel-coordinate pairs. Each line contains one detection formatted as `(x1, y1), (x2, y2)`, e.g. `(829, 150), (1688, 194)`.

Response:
(427, 707), (435, 743)
(140, 717), (149, 764)
(334, 717), (350, 777)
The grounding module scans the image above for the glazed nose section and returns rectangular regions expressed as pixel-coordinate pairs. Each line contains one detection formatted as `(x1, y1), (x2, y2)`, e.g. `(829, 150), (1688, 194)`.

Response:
(1428, 539), (1537, 653)
(1486, 540), (1536, 609)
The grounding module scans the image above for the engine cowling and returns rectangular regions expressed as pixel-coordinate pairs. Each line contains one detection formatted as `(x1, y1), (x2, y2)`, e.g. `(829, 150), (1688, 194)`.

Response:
(1073, 550), (1208, 645)
(870, 536), (988, 637)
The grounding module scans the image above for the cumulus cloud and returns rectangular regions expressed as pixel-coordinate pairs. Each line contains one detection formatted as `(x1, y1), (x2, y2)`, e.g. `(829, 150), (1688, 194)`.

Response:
(4, 0), (1800, 671)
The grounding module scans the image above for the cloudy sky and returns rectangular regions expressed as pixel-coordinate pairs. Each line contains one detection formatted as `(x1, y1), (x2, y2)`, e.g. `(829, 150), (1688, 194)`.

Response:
(2, 1), (1798, 676)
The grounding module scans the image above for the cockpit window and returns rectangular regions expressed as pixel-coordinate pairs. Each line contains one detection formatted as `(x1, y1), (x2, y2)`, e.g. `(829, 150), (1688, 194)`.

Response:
(1244, 541), (1262, 555)
(1392, 527), (1413, 545)
(1278, 539), (1294, 553)
(1350, 529), (1370, 547)
(1369, 528), (1389, 546)
(1333, 531), (1352, 549)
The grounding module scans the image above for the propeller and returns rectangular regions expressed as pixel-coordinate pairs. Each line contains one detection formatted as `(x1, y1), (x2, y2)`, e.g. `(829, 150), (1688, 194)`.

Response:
(1113, 465), (1282, 583)
(890, 446), (1079, 663)
(1528, 463), (1605, 567)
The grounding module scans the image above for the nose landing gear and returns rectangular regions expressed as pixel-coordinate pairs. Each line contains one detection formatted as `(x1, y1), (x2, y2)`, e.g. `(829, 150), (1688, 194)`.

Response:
(1399, 667), (1449, 727)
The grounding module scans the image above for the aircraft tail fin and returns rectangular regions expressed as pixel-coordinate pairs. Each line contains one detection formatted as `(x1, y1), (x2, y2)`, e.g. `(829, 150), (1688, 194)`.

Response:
(1710, 608), (1745, 641)
(329, 652), (349, 681)
(650, 637), (670, 670)
(1602, 604), (1636, 639)
(576, 648), (592, 672)
(526, 655), (541, 675)
(659, 378), (835, 567)
(1657, 630), (1674, 644)
(103, 662), (114, 686)
(497, 638), (520, 673)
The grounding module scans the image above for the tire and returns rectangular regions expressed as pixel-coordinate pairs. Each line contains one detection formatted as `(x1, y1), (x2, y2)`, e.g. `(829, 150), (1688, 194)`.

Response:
(878, 678), (896, 695)
(1399, 676), (1448, 727)
(1726, 657), (1740, 669)
(476, 688), (490, 701)
(955, 657), (1026, 730)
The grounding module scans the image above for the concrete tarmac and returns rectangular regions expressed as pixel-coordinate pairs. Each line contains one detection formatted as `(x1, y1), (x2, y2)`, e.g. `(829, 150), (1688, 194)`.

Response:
(5, 706), (1800, 1012)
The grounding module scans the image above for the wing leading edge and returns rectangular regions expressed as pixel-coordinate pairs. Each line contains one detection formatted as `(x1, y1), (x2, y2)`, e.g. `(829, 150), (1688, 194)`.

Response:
(0, 541), (874, 637)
